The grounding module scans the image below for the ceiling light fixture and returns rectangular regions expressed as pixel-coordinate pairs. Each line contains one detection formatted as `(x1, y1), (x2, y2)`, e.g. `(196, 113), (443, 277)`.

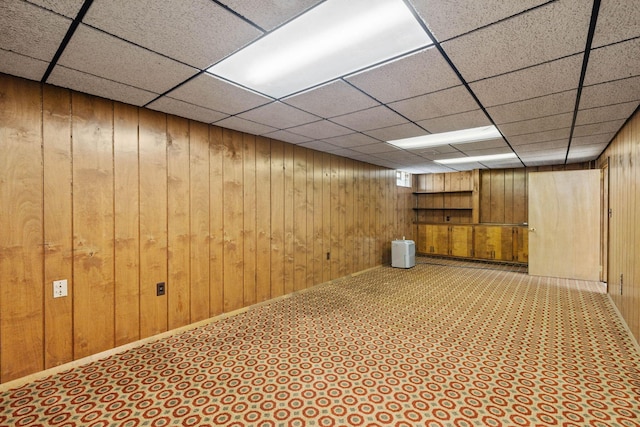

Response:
(435, 153), (517, 165)
(208, 0), (432, 98)
(387, 125), (502, 149)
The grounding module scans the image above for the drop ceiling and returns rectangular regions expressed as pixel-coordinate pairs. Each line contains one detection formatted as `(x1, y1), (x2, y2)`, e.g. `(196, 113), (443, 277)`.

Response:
(1, 0), (639, 173)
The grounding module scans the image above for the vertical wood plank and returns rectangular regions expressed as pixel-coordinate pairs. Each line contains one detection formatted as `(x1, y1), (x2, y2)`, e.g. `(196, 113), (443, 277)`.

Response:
(344, 159), (355, 274)
(243, 133), (257, 306)
(330, 155), (341, 279)
(489, 170), (505, 223)
(0, 78), (44, 381)
(167, 116), (190, 329)
(354, 161), (363, 272)
(270, 140), (285, 298)
(139, 108), (168, 338)
(222, 129), (244, 312)
(322, 153), (332, 281)
(313, 151), (324, 285)
(72, 92), (115, 358)
(504, 169), (514, 224)
(293, 146), (307, 291)
(113, 102), (140, 346)
(43, 85), (73, 368)
(255, 136), (272, 302)
(480, 170), (491, 223)
(283, 143), (295, 293)
(306, 149), (315, 288)
(209, 126), (224, 317)
(363, 164), (371, 268)
(190, 121), (210, 321)
(513, 168), (527, 224)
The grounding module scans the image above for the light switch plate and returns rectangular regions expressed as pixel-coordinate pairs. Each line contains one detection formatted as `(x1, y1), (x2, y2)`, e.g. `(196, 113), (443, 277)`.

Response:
(53, 279), (68, 298)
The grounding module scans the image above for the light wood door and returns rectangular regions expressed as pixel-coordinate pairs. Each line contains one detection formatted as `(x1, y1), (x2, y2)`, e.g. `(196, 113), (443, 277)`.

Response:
(528, 170), (601, 280)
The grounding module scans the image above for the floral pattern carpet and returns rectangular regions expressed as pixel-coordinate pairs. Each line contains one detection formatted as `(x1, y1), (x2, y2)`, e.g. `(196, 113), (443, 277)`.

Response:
(1, 258), (639, 426)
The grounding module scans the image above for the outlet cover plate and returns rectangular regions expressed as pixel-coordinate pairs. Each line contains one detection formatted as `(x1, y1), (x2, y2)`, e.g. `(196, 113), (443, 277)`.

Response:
(53, 279), (68, 298)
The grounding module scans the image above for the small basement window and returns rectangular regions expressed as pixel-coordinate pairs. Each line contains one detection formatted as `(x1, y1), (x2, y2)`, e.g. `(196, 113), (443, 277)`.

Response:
(396, 170), (411, 187)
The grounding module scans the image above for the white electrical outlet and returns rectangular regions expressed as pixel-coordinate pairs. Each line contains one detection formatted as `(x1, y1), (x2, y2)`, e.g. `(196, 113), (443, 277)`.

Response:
(53, 279), (68, 298)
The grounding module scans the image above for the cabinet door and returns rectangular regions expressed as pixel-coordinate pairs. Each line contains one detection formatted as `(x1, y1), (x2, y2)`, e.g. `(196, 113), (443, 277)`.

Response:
(474, 226), (512, 260)
(417, 224), (428, 253)
(424, 224), (449, 255)
(450, 225), (473, 257)
(513, 226), (528, 263)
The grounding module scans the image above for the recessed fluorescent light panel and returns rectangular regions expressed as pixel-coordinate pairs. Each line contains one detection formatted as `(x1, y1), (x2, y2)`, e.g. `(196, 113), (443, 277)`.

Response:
(435, 153), (517, 165)
(208, 0), (432, 98)
(388, 126), (502, 149)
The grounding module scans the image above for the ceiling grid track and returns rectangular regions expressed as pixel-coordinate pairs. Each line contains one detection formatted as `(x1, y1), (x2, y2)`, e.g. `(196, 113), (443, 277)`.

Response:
(402, 0), (526, 168)
(41, 0), (94, 83)
(564, 0), (602, 164)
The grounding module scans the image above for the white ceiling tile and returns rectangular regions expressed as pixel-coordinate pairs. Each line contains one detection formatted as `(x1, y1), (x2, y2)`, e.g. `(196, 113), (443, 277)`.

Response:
(571, 133), (615, 146)
(321, 133), (380, 148)
(416, 109), (490, 133)
(508, 128), (571, 145)
(350, 143), (401, 154)
(579, 76), (640, 109)
(287, 120), (353, 140)
(389, 85), (478, 121)
(442, 0), (590, 82)
(283, 80), (378, 117)
(482, 160), (525, 170)
(214, 116), (278, 136)
(168, 73), (272, 115)
(498, 113), (574, 137)
(0, 50), (49, 81)
(48, 65), (158, 106)
(455, 146), (513, 157)
(238, 102), (318, 129)
(584, 38), (640, 86)
(26, 0), (84, 18)
(487, 90), (577, 124)
(346, 47), (460, 103)
(1, 1), (71, 61)
(58, 25), (198, 93)
(577, 101), (638, 125)
(573, 119), (626, 137)
(326, 147), (362, 157)
(330, 106), (408, 132)
(298, 140), (341, 152)
(455, 138), (509, 151)
(147, 96), (228, 124)
(409, 145), (459, 156)
(264, 130), (312, 145)
(410, 0), (548, 41)
(220, 0), (323, 31)
(470, 55), (582, 107)
(592, 0), (640, 48)
(364, 123), (427, 141)
(519, 148), (568, 162)
(567, 145), (606, 160)
(84, 0), (261, 69)
(514, 140), (569, 153)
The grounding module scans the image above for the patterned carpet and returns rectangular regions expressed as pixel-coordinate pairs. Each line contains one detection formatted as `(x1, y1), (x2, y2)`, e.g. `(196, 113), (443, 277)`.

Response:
(2, 257), (640, 426)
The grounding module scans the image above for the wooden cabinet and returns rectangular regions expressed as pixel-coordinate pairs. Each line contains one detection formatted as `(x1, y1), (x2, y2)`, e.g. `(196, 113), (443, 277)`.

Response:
(416, 224), (528, 263)
(450, 225), (474, 258)
(473, 225), (513, 261)
(513, 226), (528, 263)
(422, 224), (450, 256)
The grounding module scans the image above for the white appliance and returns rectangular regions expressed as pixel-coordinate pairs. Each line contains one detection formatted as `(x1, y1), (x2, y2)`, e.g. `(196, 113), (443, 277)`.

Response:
(391, 239), (415, 268)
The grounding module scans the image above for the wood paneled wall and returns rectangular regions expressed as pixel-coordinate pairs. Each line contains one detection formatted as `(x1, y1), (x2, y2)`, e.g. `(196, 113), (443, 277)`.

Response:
(479, 164), (590, 224)
(0, 74), (411, 383)
(598, 108), (640, 343)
